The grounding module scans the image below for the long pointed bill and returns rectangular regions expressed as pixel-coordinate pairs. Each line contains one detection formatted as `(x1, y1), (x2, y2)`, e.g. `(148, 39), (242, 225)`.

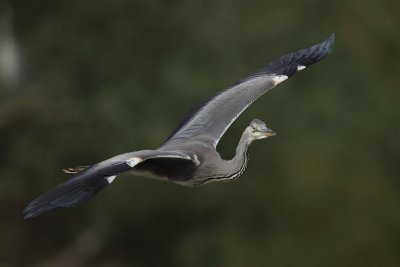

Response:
(262, 128), (277, 137)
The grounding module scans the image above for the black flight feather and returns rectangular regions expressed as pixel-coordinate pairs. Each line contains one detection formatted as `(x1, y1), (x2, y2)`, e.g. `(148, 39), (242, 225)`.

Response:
(235, 33), (335, 84)
(23, 161), (131, 219)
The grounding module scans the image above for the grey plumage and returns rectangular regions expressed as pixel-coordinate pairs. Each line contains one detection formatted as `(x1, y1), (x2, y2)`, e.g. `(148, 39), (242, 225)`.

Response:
(23, 34), (334, 219)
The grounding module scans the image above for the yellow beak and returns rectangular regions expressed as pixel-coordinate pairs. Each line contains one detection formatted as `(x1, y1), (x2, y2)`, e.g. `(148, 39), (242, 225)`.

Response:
(262, 128), (277, 137)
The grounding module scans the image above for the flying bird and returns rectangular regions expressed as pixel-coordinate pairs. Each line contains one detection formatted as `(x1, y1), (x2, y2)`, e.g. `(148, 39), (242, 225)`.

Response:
(23, 34), (335, 218)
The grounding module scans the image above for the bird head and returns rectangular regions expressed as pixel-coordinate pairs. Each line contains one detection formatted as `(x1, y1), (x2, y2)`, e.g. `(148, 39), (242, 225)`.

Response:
(248, 119), (277, 140)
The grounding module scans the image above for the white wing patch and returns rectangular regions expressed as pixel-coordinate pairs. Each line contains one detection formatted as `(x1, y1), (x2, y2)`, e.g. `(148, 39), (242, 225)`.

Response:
(126, 157), (143, 167)
(105, 175), (116, 184)
(192, 154), (201, 166)
(297, 65), (306, 71)
(272, 75), (288, 85)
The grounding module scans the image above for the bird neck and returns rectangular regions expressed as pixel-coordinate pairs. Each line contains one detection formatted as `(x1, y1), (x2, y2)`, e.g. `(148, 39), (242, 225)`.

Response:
(230, 131), (252, 178)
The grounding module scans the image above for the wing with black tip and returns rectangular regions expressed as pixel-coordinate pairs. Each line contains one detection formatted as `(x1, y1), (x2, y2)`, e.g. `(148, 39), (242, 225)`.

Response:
(163, 34), (334, 147)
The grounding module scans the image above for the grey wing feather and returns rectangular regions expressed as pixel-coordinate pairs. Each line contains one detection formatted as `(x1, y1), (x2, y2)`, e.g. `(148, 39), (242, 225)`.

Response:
(163, 34), (334, 147)
(23, 150), (194, 218)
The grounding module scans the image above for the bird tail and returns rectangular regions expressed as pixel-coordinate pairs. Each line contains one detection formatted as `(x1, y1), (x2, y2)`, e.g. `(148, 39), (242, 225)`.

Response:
(23, 166), (116, 219)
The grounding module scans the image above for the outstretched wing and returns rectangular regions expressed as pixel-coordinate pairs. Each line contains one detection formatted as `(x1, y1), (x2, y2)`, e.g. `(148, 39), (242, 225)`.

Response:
(23, 150), (195, 218)
(163, 34), (334, 147)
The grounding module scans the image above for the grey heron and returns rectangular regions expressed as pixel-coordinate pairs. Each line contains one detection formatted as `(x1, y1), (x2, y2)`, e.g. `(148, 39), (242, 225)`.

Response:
(23, 34), (334, 218)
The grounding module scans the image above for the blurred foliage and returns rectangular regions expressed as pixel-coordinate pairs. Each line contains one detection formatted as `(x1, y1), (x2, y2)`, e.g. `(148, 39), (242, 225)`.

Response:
(1, 0), (400, 266)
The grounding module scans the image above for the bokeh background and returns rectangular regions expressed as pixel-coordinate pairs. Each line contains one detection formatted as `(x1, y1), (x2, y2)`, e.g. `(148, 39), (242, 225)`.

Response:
(1, 0), (399, 266)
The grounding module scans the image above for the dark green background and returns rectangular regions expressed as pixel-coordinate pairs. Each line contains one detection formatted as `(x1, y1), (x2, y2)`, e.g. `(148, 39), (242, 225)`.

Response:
(1, 0), (399, 266)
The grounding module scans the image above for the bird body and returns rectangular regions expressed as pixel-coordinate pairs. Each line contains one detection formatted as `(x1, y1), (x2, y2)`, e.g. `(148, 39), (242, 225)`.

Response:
(23, 34), (334, 218)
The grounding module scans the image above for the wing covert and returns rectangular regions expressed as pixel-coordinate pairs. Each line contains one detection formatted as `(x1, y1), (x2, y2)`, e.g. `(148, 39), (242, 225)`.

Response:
(163, 34), (334, 147)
